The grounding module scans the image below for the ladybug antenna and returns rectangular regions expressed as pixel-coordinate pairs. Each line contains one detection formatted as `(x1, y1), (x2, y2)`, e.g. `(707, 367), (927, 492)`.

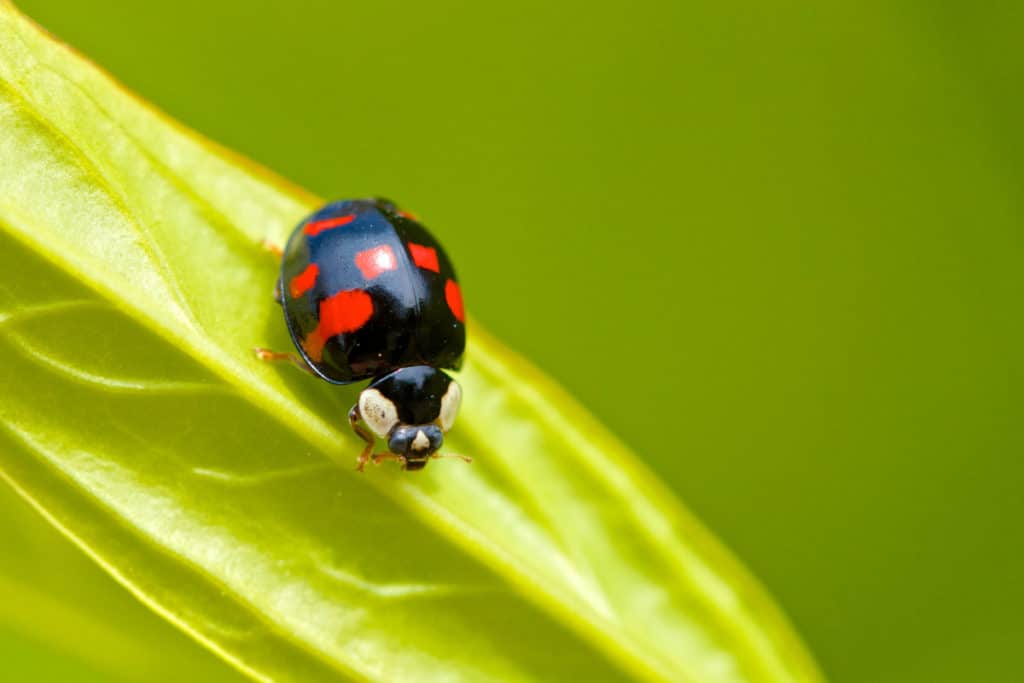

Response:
(431, 452), (473, 464)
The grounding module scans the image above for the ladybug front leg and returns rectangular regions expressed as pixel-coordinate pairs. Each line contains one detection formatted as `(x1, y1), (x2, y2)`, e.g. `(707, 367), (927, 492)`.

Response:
(349, 405), (377, 472)
(370, 452), (408, 468)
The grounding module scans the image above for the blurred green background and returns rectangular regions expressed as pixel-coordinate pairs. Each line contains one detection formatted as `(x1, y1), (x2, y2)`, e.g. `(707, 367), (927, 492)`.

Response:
(4, 1), (1022, 681)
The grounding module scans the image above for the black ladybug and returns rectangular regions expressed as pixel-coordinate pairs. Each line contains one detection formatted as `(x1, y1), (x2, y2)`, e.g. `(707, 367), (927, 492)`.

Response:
(257, 198), (469, 472)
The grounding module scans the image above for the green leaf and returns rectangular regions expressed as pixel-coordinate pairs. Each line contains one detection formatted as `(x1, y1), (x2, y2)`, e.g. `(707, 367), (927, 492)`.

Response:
(0, 4), (823, 682)
(0, 483), (253, 683)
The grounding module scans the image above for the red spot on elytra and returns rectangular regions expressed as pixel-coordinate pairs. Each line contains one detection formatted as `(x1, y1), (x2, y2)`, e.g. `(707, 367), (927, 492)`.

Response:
(302, 289), (374, 362)
(398, 210), (419, 221)
(408, 242), (440, 273)
(289, 263), (319, 298)
(445, 279), (464, 322)
(304, 214), (355, 237)
(354, 245), (398, 280)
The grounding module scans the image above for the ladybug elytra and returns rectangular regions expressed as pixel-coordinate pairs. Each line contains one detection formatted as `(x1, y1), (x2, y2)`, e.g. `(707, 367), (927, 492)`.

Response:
(257, 198), (469, 472)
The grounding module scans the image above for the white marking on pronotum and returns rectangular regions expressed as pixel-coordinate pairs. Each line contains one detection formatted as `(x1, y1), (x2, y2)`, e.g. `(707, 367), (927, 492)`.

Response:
(438, 379), (462, 431)
(358, 388), (398, 437)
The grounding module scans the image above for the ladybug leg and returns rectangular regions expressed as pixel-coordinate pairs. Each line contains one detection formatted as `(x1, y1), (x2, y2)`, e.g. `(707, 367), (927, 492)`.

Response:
(260, 238), (283, 257)
(371, 452), (408, 468)
(273, 277), (283, 305)
(253, 348), (316, 376)
(349, 405), (377, 472)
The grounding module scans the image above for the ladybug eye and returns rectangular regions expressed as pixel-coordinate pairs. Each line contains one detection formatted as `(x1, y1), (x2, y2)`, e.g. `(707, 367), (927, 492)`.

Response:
(438, 380), (462, 432)
(358, 389), (399, 438)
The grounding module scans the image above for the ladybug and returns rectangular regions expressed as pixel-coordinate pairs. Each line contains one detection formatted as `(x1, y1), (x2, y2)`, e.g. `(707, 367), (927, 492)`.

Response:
(256, 198), (469, 472)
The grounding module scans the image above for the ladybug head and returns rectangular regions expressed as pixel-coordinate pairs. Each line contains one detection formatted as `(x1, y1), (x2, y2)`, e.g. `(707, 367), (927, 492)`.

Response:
(357, 365), (462, 470)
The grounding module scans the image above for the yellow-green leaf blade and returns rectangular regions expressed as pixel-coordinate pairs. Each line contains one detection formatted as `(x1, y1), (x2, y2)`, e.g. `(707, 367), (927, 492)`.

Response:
(0, 4), (823, 682)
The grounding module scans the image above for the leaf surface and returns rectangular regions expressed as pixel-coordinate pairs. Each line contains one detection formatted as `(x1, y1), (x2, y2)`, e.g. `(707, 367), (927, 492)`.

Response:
(0, 4), (823, 682)
(0, 483), (253, 683)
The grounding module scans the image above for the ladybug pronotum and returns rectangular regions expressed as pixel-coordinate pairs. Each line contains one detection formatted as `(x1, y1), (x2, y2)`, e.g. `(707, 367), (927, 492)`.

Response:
(256, 198), (469, 472)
